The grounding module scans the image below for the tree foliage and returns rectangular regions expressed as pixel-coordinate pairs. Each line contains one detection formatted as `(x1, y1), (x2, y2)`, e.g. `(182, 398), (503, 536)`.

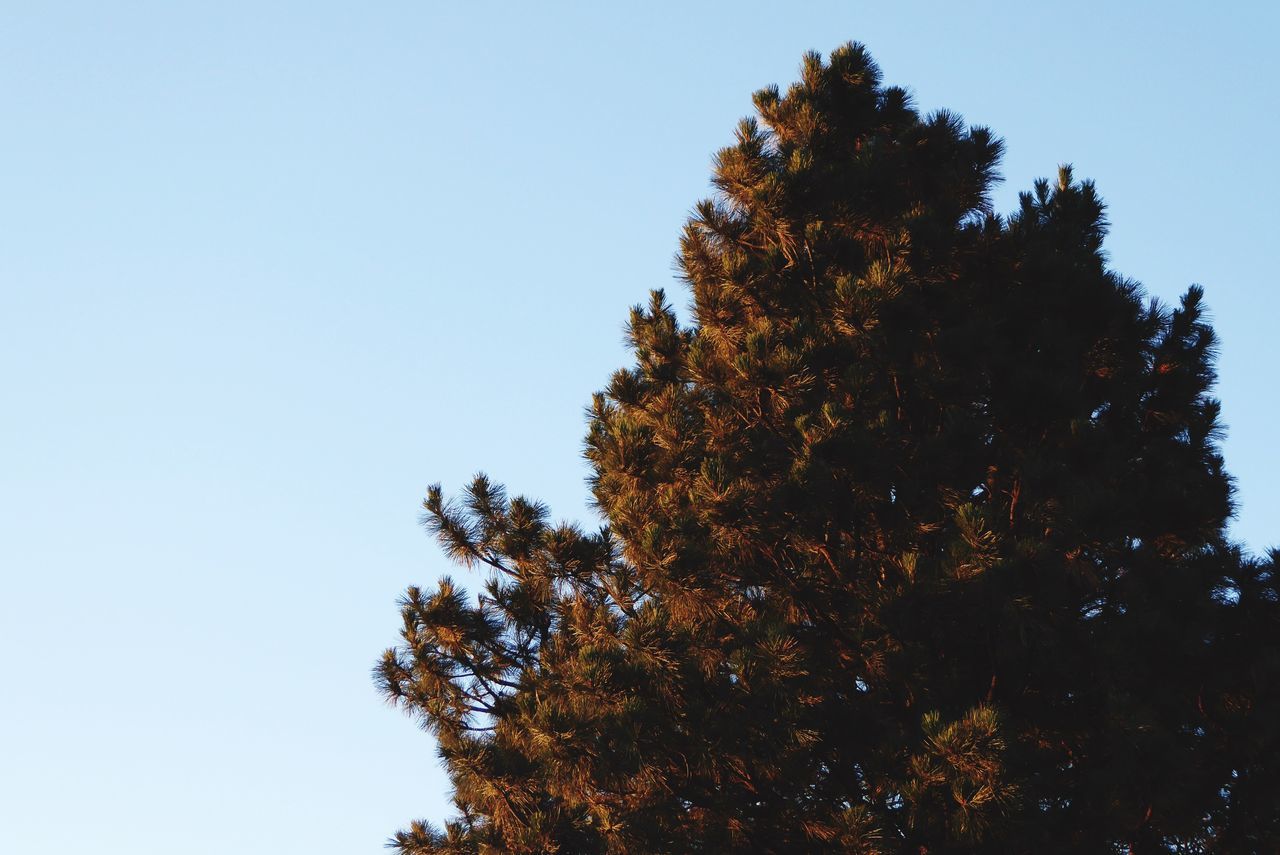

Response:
(377, 43), (1279, 853)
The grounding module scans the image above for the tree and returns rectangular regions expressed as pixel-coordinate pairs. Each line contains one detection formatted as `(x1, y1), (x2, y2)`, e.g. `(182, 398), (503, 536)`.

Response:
(376, 43), (1279, 853)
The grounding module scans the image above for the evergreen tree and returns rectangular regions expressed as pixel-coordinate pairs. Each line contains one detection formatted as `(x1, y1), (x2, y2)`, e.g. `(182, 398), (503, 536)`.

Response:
(376, 43), (1279, 853)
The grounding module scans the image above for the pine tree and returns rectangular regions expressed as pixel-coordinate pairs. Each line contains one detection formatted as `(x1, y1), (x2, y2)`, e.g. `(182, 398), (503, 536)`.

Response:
(376, 43), (1279, 853)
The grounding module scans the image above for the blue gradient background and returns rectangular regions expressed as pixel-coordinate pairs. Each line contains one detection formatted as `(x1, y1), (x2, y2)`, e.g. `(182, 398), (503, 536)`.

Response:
(2, 3), (1275, 852)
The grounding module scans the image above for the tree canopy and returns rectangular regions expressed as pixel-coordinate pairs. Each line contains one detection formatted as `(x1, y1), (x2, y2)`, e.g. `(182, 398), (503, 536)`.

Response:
(377, 43), (1279, 853)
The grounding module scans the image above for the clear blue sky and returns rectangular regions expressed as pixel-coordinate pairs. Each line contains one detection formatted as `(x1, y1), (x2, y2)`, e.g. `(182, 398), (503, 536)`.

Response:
(2, 3), (1276, 852)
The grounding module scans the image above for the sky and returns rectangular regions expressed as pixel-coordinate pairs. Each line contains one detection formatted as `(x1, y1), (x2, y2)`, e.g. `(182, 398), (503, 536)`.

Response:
(1, 3), (1276, 852)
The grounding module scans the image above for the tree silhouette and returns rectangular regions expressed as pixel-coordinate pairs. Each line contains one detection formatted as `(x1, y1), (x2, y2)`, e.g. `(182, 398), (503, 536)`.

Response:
(377, 43), (1279, 853)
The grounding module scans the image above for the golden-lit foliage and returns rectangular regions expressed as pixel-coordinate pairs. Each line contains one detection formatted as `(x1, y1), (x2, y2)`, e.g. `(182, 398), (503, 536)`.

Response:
(378, 43), (1279, 853)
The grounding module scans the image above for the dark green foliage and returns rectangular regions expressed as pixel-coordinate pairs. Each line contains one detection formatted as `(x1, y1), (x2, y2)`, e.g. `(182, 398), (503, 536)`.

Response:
(377, 43), (1279, 853)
